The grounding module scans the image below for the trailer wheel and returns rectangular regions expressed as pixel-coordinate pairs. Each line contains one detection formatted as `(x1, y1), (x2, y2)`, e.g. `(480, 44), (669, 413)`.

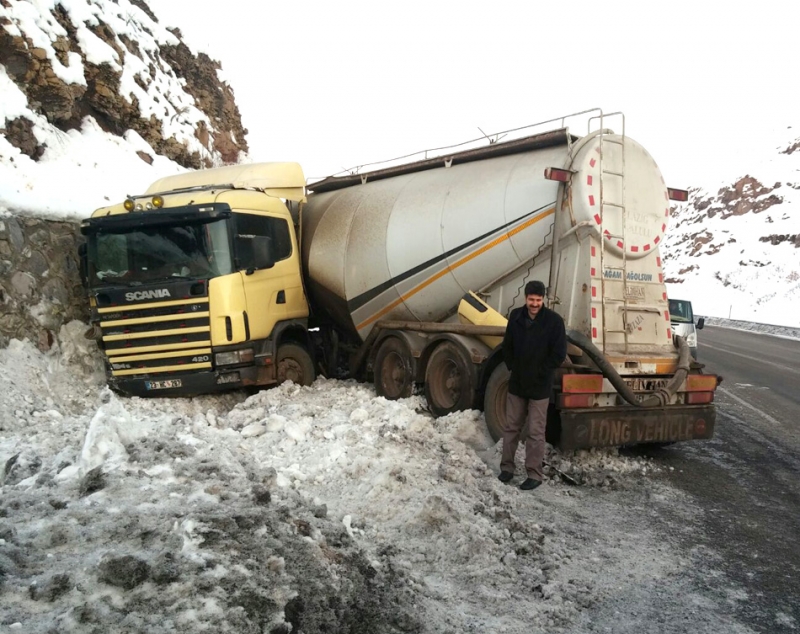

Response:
(277, 343), (316, 386)
(424, 342), (475, 417)
(483, 363), (509, 442)
(374, 337), (414, 399)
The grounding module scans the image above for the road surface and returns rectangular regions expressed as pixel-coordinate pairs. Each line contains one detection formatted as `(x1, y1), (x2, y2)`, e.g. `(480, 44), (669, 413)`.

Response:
(647, 325), (800, 632)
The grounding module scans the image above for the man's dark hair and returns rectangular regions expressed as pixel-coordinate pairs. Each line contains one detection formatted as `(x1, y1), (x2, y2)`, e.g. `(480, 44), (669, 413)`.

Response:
(524, 280), (546, 297)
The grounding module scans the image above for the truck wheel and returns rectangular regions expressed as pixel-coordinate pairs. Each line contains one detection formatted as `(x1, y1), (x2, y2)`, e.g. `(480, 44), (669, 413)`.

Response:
(424, 342), (475, 417)
(483, 363), (509, 442)
(277, 343), (316, 386)
(374, 337), (414, 399)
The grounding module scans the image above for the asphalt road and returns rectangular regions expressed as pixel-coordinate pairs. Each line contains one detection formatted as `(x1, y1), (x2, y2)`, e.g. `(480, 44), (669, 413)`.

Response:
(637, 325), (800, 632)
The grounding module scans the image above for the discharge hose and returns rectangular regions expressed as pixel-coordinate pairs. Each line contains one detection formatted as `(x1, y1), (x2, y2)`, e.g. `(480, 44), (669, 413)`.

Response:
(566, 329), (691, 407)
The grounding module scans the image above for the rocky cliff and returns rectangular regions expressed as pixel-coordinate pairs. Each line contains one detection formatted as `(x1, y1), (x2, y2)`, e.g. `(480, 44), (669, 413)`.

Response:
(0, 0), (252, 347)
(1, 0), (248, 169)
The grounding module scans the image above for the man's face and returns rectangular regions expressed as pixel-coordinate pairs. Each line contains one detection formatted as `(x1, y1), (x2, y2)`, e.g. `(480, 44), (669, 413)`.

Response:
(526, 294), (544, 318)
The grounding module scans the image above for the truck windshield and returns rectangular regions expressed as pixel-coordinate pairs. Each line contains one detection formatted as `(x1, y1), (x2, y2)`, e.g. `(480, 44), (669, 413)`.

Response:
(87, 218), (233, 286)
(668, 299), (694, 323)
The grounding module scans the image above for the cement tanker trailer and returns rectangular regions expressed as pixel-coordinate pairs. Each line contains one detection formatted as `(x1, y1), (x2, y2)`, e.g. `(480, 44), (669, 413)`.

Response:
(80, 110), (718, 449)
(303, 115), (719, 449)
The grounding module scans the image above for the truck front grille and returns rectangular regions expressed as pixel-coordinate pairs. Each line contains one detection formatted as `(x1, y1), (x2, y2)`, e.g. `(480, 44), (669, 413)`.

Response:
(98, 298), (212, 377)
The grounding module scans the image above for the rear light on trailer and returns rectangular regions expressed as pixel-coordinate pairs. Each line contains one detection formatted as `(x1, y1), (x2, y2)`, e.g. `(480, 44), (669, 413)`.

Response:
(686, 392), (714, 404)
(667, 188), (689, 202)
(685, 375), (718, 391)
(562, 374), (604, 393)
(544, 167), (573, 182)
(559, 393), (594, 408)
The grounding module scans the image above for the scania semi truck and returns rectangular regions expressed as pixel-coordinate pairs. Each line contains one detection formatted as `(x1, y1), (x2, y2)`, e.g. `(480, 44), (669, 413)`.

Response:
(80, 110), (719, 449)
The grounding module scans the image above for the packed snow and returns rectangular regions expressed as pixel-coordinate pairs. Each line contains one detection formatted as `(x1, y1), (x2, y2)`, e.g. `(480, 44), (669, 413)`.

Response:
(0, 323), (759, 632)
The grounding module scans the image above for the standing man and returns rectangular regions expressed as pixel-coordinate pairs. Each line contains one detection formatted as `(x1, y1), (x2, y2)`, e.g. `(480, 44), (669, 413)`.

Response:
(499, 280), (567, 490)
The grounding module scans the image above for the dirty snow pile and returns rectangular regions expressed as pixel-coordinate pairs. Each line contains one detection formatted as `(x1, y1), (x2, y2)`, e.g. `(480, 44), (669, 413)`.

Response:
(1, 323), (749, 633)
(0, 0), (224, 219)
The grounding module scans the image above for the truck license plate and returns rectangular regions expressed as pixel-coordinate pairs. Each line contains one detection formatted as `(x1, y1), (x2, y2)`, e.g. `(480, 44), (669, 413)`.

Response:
(145, 379), (182, 390)
(623, 377), (669, 391)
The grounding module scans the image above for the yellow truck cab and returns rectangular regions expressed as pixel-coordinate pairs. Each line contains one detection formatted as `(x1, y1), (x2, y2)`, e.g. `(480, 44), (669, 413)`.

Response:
(80, 163), (315, 396)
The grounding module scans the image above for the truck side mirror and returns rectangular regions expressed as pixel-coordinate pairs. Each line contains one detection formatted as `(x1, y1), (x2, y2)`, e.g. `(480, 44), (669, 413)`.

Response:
(696, 316), (704, 330)
(250, 236), (275, 273)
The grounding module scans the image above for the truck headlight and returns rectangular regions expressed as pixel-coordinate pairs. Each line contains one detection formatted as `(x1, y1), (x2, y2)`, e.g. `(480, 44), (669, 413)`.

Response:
(215, 349), (254, 366)
(686, 333), (697, 348)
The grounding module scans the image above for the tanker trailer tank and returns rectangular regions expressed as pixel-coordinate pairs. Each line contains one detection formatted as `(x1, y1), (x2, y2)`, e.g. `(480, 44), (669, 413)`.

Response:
(303, 117), (718, 452)
(301, 131), (569, 343)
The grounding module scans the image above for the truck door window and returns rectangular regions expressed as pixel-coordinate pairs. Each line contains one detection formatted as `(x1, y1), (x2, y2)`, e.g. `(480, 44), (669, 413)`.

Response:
(235, 213), (292, 271)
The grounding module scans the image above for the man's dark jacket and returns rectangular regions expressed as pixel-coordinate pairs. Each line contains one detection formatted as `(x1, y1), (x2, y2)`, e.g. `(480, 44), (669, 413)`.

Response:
(502, 305), (567, 400)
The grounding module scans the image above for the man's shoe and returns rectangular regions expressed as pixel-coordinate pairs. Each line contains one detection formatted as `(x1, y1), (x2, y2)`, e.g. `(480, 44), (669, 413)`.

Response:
(498, 471), (514, 483)
(519, 478), (542, 491)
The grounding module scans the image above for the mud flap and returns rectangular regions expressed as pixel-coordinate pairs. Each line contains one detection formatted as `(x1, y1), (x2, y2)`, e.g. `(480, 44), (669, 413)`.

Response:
(558, 405), (715, 451)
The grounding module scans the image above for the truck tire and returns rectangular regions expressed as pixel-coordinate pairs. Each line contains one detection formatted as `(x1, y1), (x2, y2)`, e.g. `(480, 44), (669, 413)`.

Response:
(424, 342), (475, 417)
(374, 337), (414, 399)
(483, 363), (509, 442)
(277, 343), (316, 386)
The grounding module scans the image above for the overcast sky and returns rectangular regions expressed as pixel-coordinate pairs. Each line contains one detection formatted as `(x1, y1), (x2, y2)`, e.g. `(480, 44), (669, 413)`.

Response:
(149, 0), (797, 188)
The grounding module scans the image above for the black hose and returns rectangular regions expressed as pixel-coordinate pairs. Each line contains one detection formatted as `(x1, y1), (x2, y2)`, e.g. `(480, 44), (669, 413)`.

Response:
(566, 329), (691, 407)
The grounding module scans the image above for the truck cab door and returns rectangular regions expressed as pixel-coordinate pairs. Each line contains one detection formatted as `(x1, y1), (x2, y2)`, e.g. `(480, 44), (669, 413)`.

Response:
(235, 212), (307, 341)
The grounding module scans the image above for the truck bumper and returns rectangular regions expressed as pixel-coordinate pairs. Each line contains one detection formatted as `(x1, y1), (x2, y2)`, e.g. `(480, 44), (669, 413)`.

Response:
(109, 365), (265, 397)
(558, 404), (715, 450)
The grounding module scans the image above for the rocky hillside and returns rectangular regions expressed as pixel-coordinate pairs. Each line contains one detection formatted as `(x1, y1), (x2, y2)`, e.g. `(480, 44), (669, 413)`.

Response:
(0, 0), (252, 346)
(662, 129), (800, 326)
(1, 0), (246, 168)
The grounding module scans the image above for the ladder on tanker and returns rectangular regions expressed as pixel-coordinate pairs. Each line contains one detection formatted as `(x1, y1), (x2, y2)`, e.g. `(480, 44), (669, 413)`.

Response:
(590, 112), (631, 352)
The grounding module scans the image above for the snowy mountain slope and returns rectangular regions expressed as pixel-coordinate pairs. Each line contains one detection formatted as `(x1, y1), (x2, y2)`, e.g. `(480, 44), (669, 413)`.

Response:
(0, 0), (247, 219)
(663, 128), (800, 326)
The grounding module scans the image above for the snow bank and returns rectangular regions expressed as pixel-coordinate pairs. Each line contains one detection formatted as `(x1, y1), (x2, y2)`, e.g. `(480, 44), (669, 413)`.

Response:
(0, 326), (754, 632)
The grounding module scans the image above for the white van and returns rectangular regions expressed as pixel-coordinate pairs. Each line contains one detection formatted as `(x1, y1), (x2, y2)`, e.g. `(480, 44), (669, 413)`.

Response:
(668, 298), (704, 359)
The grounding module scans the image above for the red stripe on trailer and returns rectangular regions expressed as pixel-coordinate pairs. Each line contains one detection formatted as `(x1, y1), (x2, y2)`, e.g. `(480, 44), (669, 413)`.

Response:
(604, 230), (611, 238)
(631, 245), (639, 253)
(656, 256), (662, 267)
(594, 213), (602, 224)
(662, 292), (668, 300)
(591, 246), (596, 257)
(667, 328), (672, 340)
(592, 307), (597, 318)
(587, 175), (593, 186)
(593, 327), (598, 339)
(661, 223), (667, 232)
(665, 208), (670, 217)
(591, 267), (596, 276)
(616, 240), (624, 248)
(654, 235), (661, 244)
(592, 286), (597, 297)
(590, 158), (597, 168)
(589, 195), (596, 206)
(664, 311), (670, 321)
(659, 273), (664, 283)
(643, 244), (651, 251)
